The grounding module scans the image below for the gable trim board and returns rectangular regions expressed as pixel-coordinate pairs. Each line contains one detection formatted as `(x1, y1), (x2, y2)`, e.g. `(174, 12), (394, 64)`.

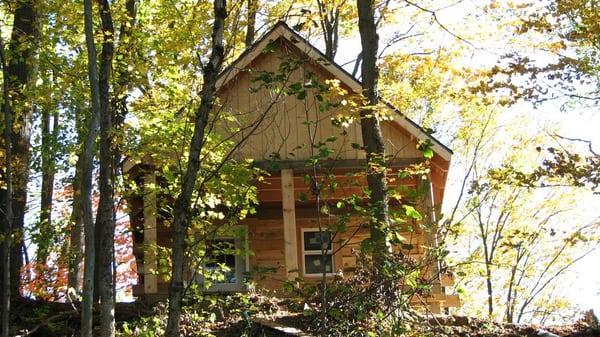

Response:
(216, 21), (452, 162)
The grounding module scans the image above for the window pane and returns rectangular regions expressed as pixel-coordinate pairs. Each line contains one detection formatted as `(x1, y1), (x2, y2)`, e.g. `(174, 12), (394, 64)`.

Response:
(304, 254), (333, 274)
(206, 239), (237, 283)
(303, 231), (332, 251)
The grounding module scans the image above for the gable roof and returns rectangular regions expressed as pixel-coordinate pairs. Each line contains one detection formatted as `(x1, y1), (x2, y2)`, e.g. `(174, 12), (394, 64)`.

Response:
(216, 21), (453, 162)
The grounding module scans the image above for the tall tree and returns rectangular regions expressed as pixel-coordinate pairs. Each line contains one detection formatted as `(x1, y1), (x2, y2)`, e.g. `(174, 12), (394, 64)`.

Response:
(245, 0), (257, 47)
(37, 74), (59, 265)
(1, 32), (13, 337)
(356, 0), (389, 260)
(7, 0), (39, 297)
(316, 0), (340, 59)
(81, 0), (102, 334)
(95, 0), (116, 335)
(165, 0), (227, 335)
(67, 150), (84, 294)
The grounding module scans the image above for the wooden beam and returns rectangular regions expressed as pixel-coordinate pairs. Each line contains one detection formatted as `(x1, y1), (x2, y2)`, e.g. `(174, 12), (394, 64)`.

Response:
(441, 273), (455, 287)
(281, 169), (299, 280)
(441, 294), (461, 308)
(122, 158), (135, 174)
(143, 172), (158, 294)
(421, 176), (443, 288)
(254, 157), (426, 172)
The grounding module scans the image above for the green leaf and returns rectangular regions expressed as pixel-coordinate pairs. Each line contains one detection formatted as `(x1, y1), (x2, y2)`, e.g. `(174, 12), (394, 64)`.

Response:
(403, 205), (423, 220)
(289, 82), (302, 92)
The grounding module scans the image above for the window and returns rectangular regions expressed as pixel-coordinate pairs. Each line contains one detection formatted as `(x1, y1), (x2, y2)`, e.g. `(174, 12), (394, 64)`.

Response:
(195, 238), (247, 292)
(206, 239), (238, 284)
(301, 229), (334, 276)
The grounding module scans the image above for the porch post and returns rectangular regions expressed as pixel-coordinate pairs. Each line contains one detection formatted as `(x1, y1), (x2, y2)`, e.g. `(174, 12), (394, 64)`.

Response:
(281, 169), (299, 280)
(143, 172), (158, 294)
(423, 175), (442, 314)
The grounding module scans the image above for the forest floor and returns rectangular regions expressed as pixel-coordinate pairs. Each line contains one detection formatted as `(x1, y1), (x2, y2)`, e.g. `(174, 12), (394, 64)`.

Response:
(8, 296), (600, 337)
(239, 311), (600, 337)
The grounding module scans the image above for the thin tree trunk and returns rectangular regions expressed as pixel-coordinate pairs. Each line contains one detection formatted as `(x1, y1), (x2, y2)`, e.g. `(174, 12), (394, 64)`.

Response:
(505, 262), (517, 323)
(478, 216), (494, 317)
(105, 0), (139, 304)
(245, 0), (256, 48)
(112, 0), (139, 122)
(316, 0), (340, 59)
(7, 0), (39, 298)
(356, 0), (389, 261)
(484, 258), (494, 317)
(1, 32), (14, 337)
(38, 95), (57, 264)
(352, 52), (362, 77)
(95, 0), (116, 335)
(67, 154), (84, 295)
(165, 1), (227, 335)
(81, 0), (102, 334)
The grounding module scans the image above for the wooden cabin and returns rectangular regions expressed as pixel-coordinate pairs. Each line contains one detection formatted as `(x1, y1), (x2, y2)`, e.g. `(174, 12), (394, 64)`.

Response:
(126, 22), (458, 312)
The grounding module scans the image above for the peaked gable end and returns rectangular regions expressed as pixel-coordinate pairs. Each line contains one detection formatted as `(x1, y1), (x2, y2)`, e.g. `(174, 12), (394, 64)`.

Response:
(216, 22), (452, 163)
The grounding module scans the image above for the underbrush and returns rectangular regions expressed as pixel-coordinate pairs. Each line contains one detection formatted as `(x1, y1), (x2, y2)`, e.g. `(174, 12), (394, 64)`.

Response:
(118, 292), (281, 337)
(284, 250), (431, 336)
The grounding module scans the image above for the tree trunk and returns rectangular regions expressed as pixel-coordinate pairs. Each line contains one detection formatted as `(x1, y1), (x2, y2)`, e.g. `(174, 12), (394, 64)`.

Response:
(38, 97), (58, 264)
(105, 0), (139, 303)
(81, 0), (102, 334)
(245, 0), (256, 48)
(485, 259), (494, 317)
(67, 156), (84, 295)
(479, 216), (494, 318)
(112, 0), (139, 117)
(7, 0), (39, 298)
(505, 263), (517, 323)
(356, 0), (389, 260)
(1, 32), (14, 337)
(316, 0), (339, 59)
(165, 1), (227, 335)
(95, 0), (116, 336)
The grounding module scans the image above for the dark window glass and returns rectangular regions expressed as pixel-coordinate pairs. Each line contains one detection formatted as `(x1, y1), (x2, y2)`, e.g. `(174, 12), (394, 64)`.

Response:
(304, 254), (333, 274)
(303, 231), (332, 251)
(206, 239), (236, 283)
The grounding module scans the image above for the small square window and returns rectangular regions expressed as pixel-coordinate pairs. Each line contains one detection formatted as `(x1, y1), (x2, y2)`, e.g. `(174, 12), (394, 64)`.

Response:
(304, 254), (333, 274)
(303, 231), (332, 251)
(301, 229), (334, 276)
(194, 237), (247, 292)
(206, 239), (237, 284)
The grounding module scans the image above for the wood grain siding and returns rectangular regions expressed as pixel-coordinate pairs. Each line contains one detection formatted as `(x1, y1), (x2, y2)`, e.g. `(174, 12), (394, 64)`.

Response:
(217, 39), (422, 164)
(247, 218), (286, 290)
(292, 217), (428, 277)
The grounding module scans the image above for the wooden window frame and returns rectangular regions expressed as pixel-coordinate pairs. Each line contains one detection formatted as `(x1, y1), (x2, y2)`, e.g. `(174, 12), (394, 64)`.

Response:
(194, 233), (249, 292)
(301, 228), (335, 277)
